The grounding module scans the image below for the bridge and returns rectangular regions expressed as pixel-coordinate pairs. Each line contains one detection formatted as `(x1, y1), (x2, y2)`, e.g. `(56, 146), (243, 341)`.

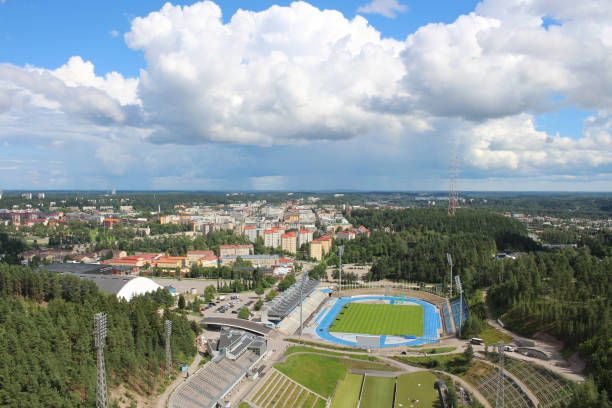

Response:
(200, 317), (273, 336)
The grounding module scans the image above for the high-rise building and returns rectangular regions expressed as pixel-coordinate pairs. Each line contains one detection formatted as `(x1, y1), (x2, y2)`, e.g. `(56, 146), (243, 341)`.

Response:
(281, 231), (297, 254)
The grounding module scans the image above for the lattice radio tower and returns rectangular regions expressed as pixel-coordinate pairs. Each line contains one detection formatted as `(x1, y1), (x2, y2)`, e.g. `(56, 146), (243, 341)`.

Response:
(165, 319), (173, 378)
(496, 341), (505, 408)
(448, 141), (459, 215)
(94, 313), (108, 408)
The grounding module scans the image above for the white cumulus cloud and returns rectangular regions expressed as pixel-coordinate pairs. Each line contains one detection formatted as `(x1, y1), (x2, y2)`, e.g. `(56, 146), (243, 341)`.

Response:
(125, 1), (412, 145)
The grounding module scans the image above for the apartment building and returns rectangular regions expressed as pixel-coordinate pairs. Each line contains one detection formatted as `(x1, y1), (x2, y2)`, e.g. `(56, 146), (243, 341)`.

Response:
(220, 254), (279, 268)
(297, 229), (314, 247)
(263, 227), (284, 248)
(243, 225), (258, 242)
(281, 231), (297, 254)
(219, 244), (254, 257)
(309, 240), (323, 261)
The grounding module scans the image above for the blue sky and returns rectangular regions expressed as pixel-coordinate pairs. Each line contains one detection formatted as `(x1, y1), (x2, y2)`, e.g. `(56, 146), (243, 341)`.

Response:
(1, 0), (611, 191)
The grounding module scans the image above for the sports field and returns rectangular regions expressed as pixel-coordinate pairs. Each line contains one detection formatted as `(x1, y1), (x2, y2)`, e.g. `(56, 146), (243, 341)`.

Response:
(329, 374), (363, 408)
(329, 303), (424, 336)
(394, 371), (439, 407)
(360, 376), (395, 408)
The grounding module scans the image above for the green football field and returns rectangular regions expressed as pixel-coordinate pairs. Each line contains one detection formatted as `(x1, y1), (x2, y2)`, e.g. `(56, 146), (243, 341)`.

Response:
(360, 376), (395, 408)
(329, 303), (424, 336)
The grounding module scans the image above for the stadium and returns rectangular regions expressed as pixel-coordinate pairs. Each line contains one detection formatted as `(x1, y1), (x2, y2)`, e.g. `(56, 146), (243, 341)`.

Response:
(311, 286), (468, 348)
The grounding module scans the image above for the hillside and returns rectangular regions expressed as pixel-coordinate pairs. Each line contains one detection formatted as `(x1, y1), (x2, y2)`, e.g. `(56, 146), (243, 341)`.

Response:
(0, 265), (198, 407)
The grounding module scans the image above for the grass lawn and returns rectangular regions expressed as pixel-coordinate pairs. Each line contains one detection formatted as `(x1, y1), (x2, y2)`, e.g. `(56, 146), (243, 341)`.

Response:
(479, 323), (513, 345)
(237, 403), (252, 408)
(360, 376), (395, 408)
(275, 354), (398, 398)
(330, 303), (424, 336)
(284, 345), (381, 361)
(330, 374), (363, 408)
(285, 338), (367, 352)
(394, 371), (439, 408)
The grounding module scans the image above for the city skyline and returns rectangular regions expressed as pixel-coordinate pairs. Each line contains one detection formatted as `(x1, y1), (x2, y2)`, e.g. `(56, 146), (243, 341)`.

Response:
(1, 0), (611, 191)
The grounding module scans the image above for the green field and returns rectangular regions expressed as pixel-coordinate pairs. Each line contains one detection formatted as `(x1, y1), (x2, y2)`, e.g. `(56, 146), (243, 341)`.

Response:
(275, 354), (397, 398)
(330, 303), (424, 336)
(360, 376), (395, 408)
(284, 345), (381, 361)
(330, 374), (363, 408)
(394, 372), (439, 408)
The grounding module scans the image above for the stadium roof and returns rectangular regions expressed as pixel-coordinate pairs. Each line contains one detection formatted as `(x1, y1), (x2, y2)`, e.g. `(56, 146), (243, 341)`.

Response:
(201, 317), (272, 336)
(267, 275), (320, 319)
(42, 263), (114, 275)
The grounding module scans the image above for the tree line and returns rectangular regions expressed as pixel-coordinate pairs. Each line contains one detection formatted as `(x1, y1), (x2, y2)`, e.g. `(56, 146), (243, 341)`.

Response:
(0, 264), (198, 407)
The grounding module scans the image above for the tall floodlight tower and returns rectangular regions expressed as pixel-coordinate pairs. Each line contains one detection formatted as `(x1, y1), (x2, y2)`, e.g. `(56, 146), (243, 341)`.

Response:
(448, 142), (459, 215)
(446, 253), (453, 299)
(165, 320), (172, 378)
(94, 313), (108, 408)
(338, 245), (344, 297)
(455, 275), (463, 337)
(496, 341), (505, 408)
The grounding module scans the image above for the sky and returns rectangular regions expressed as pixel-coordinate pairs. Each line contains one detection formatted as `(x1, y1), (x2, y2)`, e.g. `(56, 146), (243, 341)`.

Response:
(0, 0), (611, 191)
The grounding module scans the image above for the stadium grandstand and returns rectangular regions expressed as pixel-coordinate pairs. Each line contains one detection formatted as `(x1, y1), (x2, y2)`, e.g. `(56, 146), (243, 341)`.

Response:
(450, 294), (469, 330)
(265, 275), (320, 320)
(41, 263), (163, 301)
(170, 328), (266, 408)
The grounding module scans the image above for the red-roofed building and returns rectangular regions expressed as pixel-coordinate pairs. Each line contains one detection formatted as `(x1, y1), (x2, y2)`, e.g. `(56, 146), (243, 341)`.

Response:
(358, 225), (371, 237)
(281, 231), (297, 254)
(337, 229), (357, 241)
(103, 218), (120, 229)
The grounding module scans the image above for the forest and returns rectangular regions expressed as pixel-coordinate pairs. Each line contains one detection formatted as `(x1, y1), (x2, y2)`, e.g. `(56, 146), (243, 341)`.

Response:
(0, 265), (198, 407)
(344, 208), (537, 288)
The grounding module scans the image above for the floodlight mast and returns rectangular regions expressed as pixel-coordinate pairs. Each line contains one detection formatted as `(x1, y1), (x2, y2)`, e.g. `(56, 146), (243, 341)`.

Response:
(446, 253), (453, 298)
(455, 275), (463, 337)
(338, 245), (344, 298)
(94, 313), (108, 408)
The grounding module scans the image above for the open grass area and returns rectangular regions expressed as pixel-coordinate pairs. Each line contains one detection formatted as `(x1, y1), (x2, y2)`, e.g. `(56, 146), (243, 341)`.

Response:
(237, 403), (252, 408)
(360, 376), (395, 408)
(330, 303), (424, 336)
(275, 354), (398, 398)
(330, 374), (363, 408)
(284, 345), (381, 361)
(395, 371), (440, 408)
(478, 323), (513, 345)
(393, 354), (471, 376)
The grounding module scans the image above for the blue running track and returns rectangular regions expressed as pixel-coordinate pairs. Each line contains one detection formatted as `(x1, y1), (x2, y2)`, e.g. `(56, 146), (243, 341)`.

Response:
(315, 296), (441, 348)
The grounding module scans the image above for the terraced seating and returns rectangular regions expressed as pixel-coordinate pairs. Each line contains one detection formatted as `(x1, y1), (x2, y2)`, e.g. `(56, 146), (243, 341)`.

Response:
(450, 295), (469, 328)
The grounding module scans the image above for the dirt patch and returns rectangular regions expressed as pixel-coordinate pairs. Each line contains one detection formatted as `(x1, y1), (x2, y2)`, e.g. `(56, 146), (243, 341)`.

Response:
(533, 331), (564, 349)
(110, 383), (156, 408)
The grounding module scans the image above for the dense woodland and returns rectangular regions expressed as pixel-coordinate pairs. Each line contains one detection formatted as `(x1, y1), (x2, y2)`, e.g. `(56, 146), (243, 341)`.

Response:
(0, 265), (198, 407)
(345, 208), (537, 287)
